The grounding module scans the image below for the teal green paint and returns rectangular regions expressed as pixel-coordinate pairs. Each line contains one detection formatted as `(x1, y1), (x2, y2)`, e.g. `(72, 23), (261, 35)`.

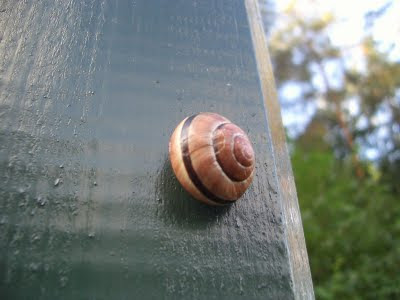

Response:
(0, 0), (311, 299)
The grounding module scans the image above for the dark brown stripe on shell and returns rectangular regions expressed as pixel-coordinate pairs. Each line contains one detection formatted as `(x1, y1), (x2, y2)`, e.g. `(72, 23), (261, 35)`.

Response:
(181, 115), (232, 205)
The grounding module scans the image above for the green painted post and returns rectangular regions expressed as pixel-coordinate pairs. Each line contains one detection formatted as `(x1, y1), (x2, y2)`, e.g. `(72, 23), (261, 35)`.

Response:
(0, 0), (314, 299)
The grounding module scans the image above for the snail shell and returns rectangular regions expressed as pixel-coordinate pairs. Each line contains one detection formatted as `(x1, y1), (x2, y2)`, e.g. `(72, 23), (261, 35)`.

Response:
(169, 112), (255, 206)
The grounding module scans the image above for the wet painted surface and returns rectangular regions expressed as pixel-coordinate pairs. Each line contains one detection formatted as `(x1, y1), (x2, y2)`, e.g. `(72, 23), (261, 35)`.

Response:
(0, 0), (311, 299)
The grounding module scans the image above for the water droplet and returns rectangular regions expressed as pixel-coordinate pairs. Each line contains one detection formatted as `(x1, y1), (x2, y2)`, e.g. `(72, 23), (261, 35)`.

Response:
(257, 283), (268, 290)
(0, 216), (7, 225)
(32, 234), (40, 242)
(36, 195), (46, 206)
(93, 181), (97, 186)
(54, 178), (61, 186)
(18, 187), (25, 194)
(60, 276), (68, 287)
(29, 262), (40, 272)
(88, 232), (95, 238)
(59, 164), (64, 169)
(235, 218), (242, 228)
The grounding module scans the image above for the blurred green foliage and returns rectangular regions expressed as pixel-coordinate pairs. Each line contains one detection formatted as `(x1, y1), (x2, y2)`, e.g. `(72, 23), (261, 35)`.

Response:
(292, 144), (400, 299)
(266, 0), (399, 298)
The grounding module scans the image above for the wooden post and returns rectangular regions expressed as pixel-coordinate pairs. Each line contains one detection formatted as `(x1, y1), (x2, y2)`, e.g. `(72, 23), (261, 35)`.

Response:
(0, 0), (314, 298)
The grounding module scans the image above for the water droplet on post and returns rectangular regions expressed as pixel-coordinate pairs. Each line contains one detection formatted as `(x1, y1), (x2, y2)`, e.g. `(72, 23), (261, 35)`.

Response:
(54, 178), (61, 186)
(36, 195), (47, 206)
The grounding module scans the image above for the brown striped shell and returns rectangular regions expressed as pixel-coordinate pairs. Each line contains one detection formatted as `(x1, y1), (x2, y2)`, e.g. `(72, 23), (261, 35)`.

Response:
(169, 112), (255, 206)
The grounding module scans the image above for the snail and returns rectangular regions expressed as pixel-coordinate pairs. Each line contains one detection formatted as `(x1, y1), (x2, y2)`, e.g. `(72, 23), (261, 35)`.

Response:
(169, 112), (255, 206)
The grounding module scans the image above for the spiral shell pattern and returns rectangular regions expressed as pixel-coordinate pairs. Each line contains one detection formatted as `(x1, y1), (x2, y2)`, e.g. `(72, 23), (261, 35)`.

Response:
(169, 112), (255, 206)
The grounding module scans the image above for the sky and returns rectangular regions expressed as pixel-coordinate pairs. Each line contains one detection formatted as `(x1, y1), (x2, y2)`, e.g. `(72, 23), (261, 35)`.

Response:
(270, 0), (399, 159)
(275, 0), (399, 53)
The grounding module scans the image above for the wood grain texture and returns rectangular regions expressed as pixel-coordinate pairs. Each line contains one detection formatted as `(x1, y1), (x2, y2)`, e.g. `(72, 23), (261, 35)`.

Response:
(0, 0), (313, 299)
(245, 0), (315, 298)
